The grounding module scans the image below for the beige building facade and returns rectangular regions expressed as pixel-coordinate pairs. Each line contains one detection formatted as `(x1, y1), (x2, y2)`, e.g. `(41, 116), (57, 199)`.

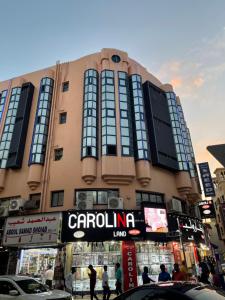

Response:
(0, 49), (202, 288)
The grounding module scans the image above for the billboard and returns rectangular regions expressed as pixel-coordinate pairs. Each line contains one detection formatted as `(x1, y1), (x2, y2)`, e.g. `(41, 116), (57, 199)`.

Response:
(144, 207), (168, 233)
(198, 200), (216, 219)
(198, 162), (215, 197)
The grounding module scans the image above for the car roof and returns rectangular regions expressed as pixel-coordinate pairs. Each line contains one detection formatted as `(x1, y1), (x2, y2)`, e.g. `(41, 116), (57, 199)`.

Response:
(0, 275), (33, 281)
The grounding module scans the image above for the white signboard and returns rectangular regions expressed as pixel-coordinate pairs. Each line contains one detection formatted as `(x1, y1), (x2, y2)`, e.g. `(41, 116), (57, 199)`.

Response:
(3, 213), (61, 246)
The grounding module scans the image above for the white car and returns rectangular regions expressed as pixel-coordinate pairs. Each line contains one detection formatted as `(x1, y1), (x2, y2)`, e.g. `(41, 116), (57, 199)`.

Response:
(0, 275), (72, 300)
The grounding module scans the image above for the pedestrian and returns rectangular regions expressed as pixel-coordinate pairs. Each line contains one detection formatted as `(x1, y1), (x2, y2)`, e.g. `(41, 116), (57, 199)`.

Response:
(65, 267), (76, 294)
(142, 266), (155, 284)
(102, 265), (111, 300)
(115, 263), (122, 295)
(199, 259), (210, 284)
(54, 259), (65, 290)
(45, 265), (54, 289)
(172, 263), (186, 281)
(88, 264), (99, 300)
(180, 261), (188, 280)
(158, 264), (171, 282)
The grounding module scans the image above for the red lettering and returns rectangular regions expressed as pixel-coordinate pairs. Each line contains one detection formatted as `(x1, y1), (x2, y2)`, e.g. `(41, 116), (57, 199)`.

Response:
(117, 213), (126, 227)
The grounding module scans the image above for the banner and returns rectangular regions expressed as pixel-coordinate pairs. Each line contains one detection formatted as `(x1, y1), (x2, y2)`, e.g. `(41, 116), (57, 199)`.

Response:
(122, 241), (138, 291)
(198, 200), (216, 219)
(3, 213), (61, 246)
(62, 210), (145, 242)
(198, 162), (215, 197)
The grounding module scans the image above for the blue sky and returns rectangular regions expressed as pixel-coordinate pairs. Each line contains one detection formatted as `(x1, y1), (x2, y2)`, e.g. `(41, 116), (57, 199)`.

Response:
(1, 0), (225, 172)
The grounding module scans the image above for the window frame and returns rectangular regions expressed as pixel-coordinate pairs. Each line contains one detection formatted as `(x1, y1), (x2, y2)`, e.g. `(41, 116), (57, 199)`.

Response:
(62, 81), (69, 92)
(54, 148), (63, 161)
(51, 190), (64, 207)
(75, 189), (119, 206)
(59, 112), (67, 124)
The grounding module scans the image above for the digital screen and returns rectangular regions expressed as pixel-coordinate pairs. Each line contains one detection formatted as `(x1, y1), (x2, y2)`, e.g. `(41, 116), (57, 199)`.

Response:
(144, 207), (168, 233)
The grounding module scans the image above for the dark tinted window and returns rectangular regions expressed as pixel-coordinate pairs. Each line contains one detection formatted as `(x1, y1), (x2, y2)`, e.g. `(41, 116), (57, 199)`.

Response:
(62, 81), (69, 92)
(16, 279), (48, 294)
(0, 280), (18, 295)
(51, 190), (64, 207)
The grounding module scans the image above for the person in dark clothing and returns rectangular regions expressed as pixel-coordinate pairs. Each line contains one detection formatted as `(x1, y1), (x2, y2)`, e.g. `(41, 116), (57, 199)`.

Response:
(158, 264), (171, 282)
(172, 263), (186, 281)
(142, 266), (155, 284)
(88, 265), (99, 300)
(199, 260), (210, 284)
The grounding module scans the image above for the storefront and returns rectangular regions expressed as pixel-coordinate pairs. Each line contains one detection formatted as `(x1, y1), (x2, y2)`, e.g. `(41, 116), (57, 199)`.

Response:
(62, 208), (175, 294)
(168, 213), (209, 276)
(3, 212), (63, 277)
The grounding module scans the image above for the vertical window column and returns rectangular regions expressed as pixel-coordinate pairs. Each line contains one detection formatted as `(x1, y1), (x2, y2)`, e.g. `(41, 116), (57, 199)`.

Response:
(29, 77), (54, 165)
(101, 70), (117, 155)
(0, 90), (8, 123)
(166, 92), (188, 171)
(177, 103), (195, 177)
(0, 87), (21, 168)
(130, 74), (149, 160)
(118, 72), (133, 156)
(82, 69), (98, 158)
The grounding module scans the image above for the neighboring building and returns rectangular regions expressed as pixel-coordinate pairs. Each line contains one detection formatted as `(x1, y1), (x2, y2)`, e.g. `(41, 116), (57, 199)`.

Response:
(0, 49), (202, 287)
(212, 168), (225, 245)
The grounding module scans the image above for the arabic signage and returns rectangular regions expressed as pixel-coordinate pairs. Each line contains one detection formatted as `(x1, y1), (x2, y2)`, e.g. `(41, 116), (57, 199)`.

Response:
(144, 207), (168, 233)
(168, 213), (205, 243)
(122, 241), (138, 291)
(198, 200), (216, 219)
(3, 213), (62, 246)
(61, 210), (145, 242)
(198, 162), (215, 197)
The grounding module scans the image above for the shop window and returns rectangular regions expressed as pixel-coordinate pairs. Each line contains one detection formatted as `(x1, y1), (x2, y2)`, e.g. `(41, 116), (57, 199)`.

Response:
(54, 148), (63, 161)
(75, 189), (118, 206)
(62, 81), (69, 92)
(51, 190), (64, 207)
(59, 112), (67, 124)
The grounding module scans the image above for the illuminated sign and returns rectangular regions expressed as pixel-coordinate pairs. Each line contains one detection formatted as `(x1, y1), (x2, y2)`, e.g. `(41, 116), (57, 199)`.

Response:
(198, 162), (215, 197)
(62, 210), (145, 242)
(144, 207), (168, 233)
(198, 200), (216, 219)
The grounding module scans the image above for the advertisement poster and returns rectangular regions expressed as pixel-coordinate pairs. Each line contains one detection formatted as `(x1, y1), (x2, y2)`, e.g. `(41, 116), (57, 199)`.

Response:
(144, 207), (168, 233)
(3, 213), (61, 246)
(122, 241), (138, 291)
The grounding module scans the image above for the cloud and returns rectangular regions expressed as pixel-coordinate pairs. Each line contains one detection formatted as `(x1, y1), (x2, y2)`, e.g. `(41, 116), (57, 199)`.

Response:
(193, 77), (204, 87)
(171, 77), (182, 88)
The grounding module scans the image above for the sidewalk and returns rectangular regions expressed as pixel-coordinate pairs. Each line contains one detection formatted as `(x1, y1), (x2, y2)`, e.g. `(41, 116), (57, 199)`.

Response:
(72, 293), (117, 299)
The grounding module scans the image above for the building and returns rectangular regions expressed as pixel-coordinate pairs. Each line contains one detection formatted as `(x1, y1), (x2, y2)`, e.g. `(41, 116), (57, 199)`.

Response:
(212, 169), (225, 251)
(0, 48), (203, 290)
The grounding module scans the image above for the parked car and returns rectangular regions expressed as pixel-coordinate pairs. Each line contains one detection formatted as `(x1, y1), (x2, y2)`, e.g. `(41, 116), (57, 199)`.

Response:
(0, 275), (71, 300)
(114, 281), (225, 300)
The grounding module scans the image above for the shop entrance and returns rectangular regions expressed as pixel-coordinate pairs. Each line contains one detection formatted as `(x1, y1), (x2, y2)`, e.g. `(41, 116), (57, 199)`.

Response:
(18, 248), (58, 280)
(71, 241), (121, 294)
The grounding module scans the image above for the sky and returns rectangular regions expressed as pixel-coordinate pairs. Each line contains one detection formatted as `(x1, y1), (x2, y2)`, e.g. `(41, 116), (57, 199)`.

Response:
(0, 0), (225, 173)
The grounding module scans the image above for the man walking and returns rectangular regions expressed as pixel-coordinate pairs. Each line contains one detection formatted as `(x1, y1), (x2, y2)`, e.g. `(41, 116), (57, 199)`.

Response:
(115, 263), (122, 295)
(88, 264), (99, 300)
(65, 267), (76, 294)
(45, 265), (54, 289)
(102, 265), (111, 300)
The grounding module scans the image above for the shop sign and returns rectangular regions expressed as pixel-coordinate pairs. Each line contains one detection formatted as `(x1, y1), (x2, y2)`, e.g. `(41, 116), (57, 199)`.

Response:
(198, 162), (215, 197)
(198, 200), (216, 219)
(3, 213), (61, 246)
(168, 214), (205, 243)
(122, 241), (138, 291)
(62, 210), (145, 242)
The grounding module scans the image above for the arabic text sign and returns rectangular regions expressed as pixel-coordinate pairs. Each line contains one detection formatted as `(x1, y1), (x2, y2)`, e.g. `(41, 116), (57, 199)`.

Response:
(198, 162), (215, 197)
(168, 214), (205, 243)
(3, 213), (61, 246)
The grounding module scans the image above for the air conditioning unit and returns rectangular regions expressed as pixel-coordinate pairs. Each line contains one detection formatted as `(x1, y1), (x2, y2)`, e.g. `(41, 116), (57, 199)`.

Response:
(9, 198), (26, 212)
(76, 192), (93, 210)
(167, 198), (182, 213)
(0, 206), (9, 217)
(108, 197), (124, 209)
